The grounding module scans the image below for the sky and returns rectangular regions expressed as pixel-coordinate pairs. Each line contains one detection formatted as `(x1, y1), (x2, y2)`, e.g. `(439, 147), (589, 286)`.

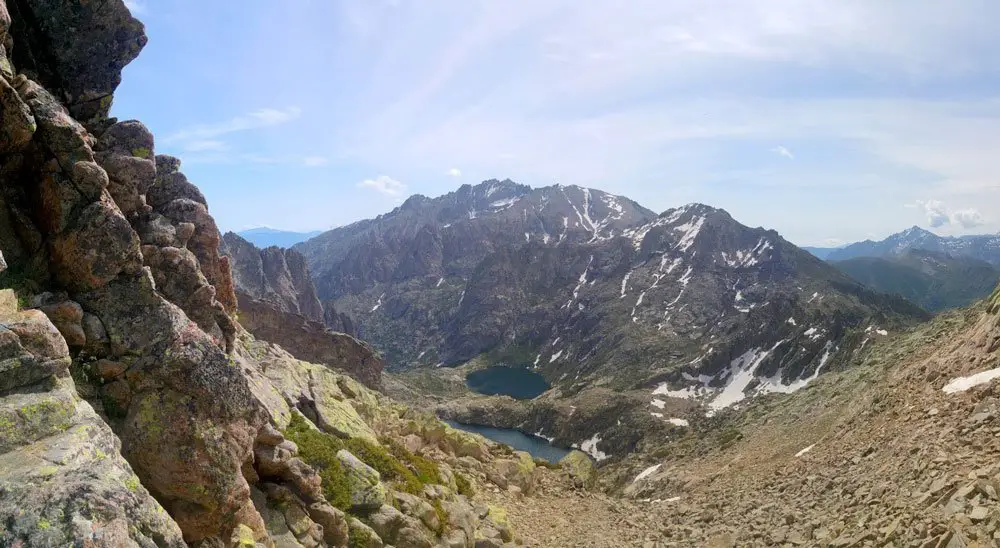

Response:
(113, 0), (1000, 247)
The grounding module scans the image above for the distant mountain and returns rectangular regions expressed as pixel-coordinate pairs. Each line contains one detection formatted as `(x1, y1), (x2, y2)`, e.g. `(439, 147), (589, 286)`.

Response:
(802, 246), (840, 260)
(831, 249), (1000, 313)
(827, 226), (1000, 265)
(236, 227), (322, 248)
(296, 179), (927, 412)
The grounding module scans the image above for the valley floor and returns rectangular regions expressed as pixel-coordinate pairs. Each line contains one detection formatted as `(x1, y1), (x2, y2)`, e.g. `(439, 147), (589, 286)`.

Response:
(474, 303), (1000, 547)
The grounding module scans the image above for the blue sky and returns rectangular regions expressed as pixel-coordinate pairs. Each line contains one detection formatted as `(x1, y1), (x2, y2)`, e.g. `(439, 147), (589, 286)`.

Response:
(114, 0), (1000, 247)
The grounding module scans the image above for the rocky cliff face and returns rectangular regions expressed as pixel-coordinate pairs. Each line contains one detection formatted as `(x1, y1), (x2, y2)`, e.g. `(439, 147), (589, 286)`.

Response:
(222, 232), (324, 323)
(298, 187), (927, 411)
(0, 3), (527, 546)
(221, 232), (380, 387)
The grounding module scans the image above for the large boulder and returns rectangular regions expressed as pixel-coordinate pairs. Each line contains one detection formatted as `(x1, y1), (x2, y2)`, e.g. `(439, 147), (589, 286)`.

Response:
(366, 504), (434, 548)
(76, 273), (267, 542)
(0, 290), (70, 392)
(6, 0), (146, 122)
(337, 449), (388, 512)
(0, 290), (184, 546)
(559, 450), (596, 489)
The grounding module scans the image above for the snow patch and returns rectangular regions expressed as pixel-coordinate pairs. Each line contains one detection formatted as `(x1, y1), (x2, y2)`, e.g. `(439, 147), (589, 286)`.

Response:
(787, 317), (797, 326)
(436, 277), (444, 288)
(757, 341), (836, 395)
(707, 340), (788, 413)
(667, 418), (689, 427)
(534, 429), (555, 443)
(795, 444), (816, 457)
(650, 399), (666, 409)
(370, 293), (385, 312)
(673, 216), (705, 252)
(549, 350), (564, 363)
(942, 367), (1000, 394)
(489, 197), (520, 210)
(632, 464), (662, 483)
(620, 271), (633, 299)
(577, 433), (609, 461)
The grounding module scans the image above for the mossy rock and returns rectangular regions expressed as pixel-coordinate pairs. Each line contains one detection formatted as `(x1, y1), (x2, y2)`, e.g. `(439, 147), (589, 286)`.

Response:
(559, 450), (596, 489)
(348, 516), (383, 548)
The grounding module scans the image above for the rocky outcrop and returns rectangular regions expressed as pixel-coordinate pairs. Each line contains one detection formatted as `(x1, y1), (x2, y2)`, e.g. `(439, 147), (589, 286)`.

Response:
(0, 288), (185, 546)
(222, 231), (324, 322)
(0, 1), (263, 542)
(222, 232), (381, 387)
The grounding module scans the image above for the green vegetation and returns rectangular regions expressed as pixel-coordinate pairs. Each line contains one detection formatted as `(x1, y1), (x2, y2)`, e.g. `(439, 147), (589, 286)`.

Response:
(0, 262), (40, 308)
(454, 471), (474, 497)
(832, 250), (1000, 313)
(348, 523), (376, 548)
(283, 412), (446, 511)
(283, 413), (352, 510)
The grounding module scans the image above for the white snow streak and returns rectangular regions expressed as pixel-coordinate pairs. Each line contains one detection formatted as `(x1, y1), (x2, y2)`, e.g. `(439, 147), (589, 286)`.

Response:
(370, 293), (385, 312)
(795, 444), (816, 457)
(943, 367), (1000, 394)
(632, 464), (662, 483)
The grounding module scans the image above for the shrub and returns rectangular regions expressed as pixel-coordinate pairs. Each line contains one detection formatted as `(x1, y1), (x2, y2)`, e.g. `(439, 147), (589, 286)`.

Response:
(454, 472), (474, 497)
(382, 437), (442, 486)
(282, 414), (351, 510)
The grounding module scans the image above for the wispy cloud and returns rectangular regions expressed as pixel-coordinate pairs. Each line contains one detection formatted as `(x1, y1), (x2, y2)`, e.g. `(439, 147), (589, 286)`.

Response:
(448, 168), (462, 177)
(358, 175), (407, 197)
(303, 156), (329, 167)
(771, 146), (794, 160)
(163, 107), (302, 145)
(113, 1), (1000, 241)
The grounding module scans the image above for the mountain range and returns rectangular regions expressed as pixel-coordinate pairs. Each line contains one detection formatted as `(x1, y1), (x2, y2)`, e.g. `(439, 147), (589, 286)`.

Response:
(831, 249), (1000, 313)
(295, 180), (926, 414)
(236, 227), (322, 248)
(810, 226), (1000, 264)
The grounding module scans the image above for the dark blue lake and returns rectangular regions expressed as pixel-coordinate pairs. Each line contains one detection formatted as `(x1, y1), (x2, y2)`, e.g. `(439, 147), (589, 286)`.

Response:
(465, 366), (550, 400)
(445, 421), (571, 463)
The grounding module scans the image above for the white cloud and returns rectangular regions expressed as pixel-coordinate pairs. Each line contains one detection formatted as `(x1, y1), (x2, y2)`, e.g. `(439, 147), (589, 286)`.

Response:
(915, 199), (950, 228)
(163, 107), (302, 145)
(952, 208), (986, 229)
(771, 145), (794, 160)
(448, 168), (462, 177)
(358, 175), (407, 197)
(910, 200), (986, 230)
(303, 156), (329, 167)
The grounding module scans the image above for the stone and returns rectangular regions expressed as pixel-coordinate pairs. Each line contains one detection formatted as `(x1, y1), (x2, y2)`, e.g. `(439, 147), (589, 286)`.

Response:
(347, 517), (383, 548)
(81, 312), (109, 355)
(394, 491), (441, 533)
(337, 449), (388, 512)
(7, 0), (147, 121)
(559, 449), (595, 489)
(0, 304), (70, 392)
(366, 504), (434, 548)
(307, 502), (349, 547)
(0, 377), (185, 546)
(0, 74), (35, 153)
(49, 201), (143, 293)
(37, 298), (85, 348)
(95, 358), (128, 380)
